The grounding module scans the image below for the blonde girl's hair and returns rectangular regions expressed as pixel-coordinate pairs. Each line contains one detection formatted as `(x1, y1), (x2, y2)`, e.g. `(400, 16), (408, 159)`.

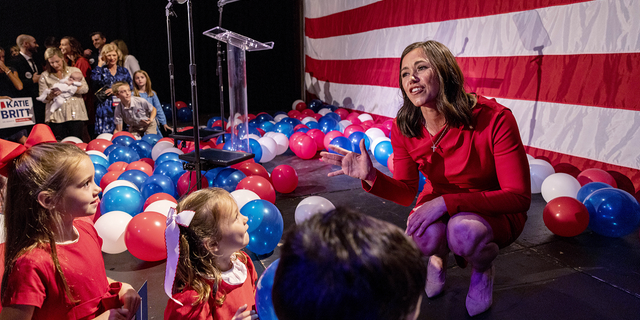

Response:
(1, 143), (89, 303)
(173, 187), (247, 305)
(100, 43), (122, 63)
(133, 70), (155, 98)
(43, 47), (68, 74)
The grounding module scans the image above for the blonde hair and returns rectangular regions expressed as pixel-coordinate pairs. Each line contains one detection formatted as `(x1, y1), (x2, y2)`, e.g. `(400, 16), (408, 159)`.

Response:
(100, 43), (121, 61)
(1, 143), (88, 303)
(44, 47), (68, 74)
(111, 40), (130, 67)
(133, 70), (155, 97)
(111, 81), (130, 95)
(173, 188), (247, 305)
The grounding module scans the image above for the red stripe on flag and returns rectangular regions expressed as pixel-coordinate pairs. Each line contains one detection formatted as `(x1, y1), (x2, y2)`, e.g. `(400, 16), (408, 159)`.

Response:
(525, 146), (640, 199)
(306, 52), (640, 111)
(305, 0), (591, 39)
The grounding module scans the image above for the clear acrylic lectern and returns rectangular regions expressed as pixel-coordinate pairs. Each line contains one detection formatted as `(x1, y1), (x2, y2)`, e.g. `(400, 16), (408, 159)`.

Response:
(203, 26), (274, 153)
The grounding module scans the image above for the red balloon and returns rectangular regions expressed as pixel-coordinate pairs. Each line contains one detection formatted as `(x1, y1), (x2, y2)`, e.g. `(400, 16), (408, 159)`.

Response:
(256, 128), (266, 136)
(138, 157), (154, 168)
(75, 143), (88, 151)
(236, 176), (276, 204)
(236, 162), (270, 181)
(312, 113), (322, 121)
(288, 110), (301, 118)
(323, 131), (343, 150)
(108, 161), (128, 172)
(373, 124), (390, 137)
(343, 124), (365, 138)
(346, 112), (361, 123)
(87, 139), (112, 153)
(388, 153), (395, 174)
(158, 137), (175, 144)
(143, 192), (177, 210)
(334, 108), (349, 120)
(292, 135), (317, 160)
(124, 211), (168, 261)
(271, 165), (298, 193)
(212, 120), (227, 128)
(289, 131), (307, 146)
(306, 129), (325, 151)
(126, 161), (154, 175)
(382, 119), (394, 132)
(99, 170), (124, 190)
(112, 131), (135, 141)
(177, 171), (209, 197)
(295, 101), (307, 111)
(293, 124), (308, 132)
(577, 168), (617, 188)
(302, 109), (315, 116)
(175, 101), (187, 109)
(543, 197), (590, 237)
(247, 113), (257, 121)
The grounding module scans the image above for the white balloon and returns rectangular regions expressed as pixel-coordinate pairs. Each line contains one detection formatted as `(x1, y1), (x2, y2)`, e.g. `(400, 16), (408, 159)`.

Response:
(529, 159), (555, 194)
(370, 137), (391, 153)
(159, 147), (184, 160)
(151, 141), (174, 160)
(318, 108), (332, 116)
(96, 133), (113, 141)
(292, 99), (305, 110)
(526, 154), (535, 162)
(365, 128), (385, 143)
(231, 189), (261, 210)
(263, 131), (276, 138)
(248, 133), (262, 141)
(357, 113), (374, 122)
(86, 150), (108, 161)
(274, 114), (288, 122)
(95, 211), (133, 254)
(301, 116), (317, 124)
(258, 137), (277, 163)
(61, 136), (83, 144)
(271, 133), (289, 155)
(295, 196), (336, 224)
(144, 200), (177, 217)
(541, 173), (582, 202)
(103, 180), (139, 195)
(338, 120), (352, 133)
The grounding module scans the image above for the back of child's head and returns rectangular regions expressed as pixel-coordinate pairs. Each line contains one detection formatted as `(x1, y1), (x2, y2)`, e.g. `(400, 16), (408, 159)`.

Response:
(173, 187), (246, 304)
(272, 207), (426, 320)
(2, 143), (88, 299)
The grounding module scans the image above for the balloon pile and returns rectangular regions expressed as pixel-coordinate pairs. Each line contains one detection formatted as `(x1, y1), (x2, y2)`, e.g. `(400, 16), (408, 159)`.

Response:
(527, 156), (640, 238)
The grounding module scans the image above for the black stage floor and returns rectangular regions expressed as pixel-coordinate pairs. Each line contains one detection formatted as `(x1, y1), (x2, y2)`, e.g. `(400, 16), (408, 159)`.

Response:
(104, 149), (640, 320)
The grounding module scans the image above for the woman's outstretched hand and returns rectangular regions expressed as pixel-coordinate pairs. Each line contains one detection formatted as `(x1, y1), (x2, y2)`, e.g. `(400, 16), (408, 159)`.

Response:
(320, 139), (376, 184)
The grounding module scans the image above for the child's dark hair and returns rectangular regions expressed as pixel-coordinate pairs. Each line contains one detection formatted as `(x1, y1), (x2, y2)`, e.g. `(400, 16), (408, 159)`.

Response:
(272, 207), (427, 320)
(173, 188), (246, 305)
(1, 143), (89, 303)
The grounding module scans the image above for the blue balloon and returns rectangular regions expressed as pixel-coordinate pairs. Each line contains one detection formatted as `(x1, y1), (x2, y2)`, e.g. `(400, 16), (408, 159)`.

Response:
(319, 117), (339, 134)
(418, 172), (427, 192)
(255, 259), (280, 320)
(204, 167), (226, 187)
(249, 138), (263, 163)
(583, 188), (640, 237)
(130, 140), (152, 159)
(118, 170), (150, 190)
(329, 136), (352, 154)
(141, 174), (177, 199)
(256, 113), (274, 123)
(108, 146), (140, 164)
(207, 116), (222, 128)
(112, 135), (135, 147)
(295, 127), (309, 134)
(93, 163), (108, 187)
(282, 117), (301, 127)
(142, 134), (161, 147)
(259, 121), (275, 132)
(275, 122), (294, 138)
(177, 107), (193, 123)
(305, 121), (320, 130)
(374, 141), (393, 167)
(577, 182), (613, 203)
(155, 152), (181, 165)
(100, 186), (144, 216)
(89, 154), (109, 169)
(241, 199), (284, 255)
(309, 99), (323, 112)
(348, 131), (370, 154)
(214, 168), (247, 192)
(162, 104), (173, 122)
(323, 112), (341, 122)
(103, 144), (118, 156)
(154, 161), (186, 184)
(216, 133), (231, 145)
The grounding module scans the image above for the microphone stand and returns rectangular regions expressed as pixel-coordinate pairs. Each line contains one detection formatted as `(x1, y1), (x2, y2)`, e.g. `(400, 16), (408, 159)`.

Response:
(165, 1), (178, 146)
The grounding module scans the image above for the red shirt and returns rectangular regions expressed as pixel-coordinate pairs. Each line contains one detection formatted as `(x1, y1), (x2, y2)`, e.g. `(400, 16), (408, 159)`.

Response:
(1, 220), (117, 320)
(164, 252), (258, 320)
(366, 96), (531, 217)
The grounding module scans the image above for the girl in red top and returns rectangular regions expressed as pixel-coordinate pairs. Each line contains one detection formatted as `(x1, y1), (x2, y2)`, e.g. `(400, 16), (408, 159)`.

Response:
(321, 41), (531, 316)
(164, 188), (258, 320)
(0, 124), (141, 320)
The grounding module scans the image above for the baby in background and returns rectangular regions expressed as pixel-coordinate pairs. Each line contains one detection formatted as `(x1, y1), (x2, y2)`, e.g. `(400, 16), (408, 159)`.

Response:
(37, 71), (83, 113)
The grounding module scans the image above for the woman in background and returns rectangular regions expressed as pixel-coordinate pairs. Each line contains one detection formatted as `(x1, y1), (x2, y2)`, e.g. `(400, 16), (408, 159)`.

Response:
(112, 40), (140, 78)
(91, 43), (132, 134)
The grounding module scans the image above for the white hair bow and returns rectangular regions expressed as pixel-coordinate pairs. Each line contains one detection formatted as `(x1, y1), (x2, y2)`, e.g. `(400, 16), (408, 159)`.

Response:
(164, 207), (196, 306)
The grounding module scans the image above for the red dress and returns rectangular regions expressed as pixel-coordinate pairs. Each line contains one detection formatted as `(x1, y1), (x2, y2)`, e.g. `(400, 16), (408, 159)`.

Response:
(0, 219), (122, 320)
(164, 252), (258, 320)
(365, 96), (531, 247)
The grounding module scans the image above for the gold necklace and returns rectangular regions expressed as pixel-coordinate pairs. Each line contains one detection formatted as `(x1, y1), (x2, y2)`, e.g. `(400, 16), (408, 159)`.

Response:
(428, 124), (449, 152)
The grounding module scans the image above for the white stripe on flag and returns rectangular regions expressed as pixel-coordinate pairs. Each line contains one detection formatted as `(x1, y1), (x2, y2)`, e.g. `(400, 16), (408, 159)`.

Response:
(304, 0), (381, 19)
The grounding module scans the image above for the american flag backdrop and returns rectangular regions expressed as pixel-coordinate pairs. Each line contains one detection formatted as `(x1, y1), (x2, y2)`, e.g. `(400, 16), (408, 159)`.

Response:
(303, 0), (640, 195)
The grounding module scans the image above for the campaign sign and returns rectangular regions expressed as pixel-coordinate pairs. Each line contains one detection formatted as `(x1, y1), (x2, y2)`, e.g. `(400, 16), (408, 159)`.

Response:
(0, 97), (35, 129)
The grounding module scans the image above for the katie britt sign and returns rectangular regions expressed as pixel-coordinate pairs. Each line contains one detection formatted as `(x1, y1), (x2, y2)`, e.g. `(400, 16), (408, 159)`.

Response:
(0, 97), (35, 129)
